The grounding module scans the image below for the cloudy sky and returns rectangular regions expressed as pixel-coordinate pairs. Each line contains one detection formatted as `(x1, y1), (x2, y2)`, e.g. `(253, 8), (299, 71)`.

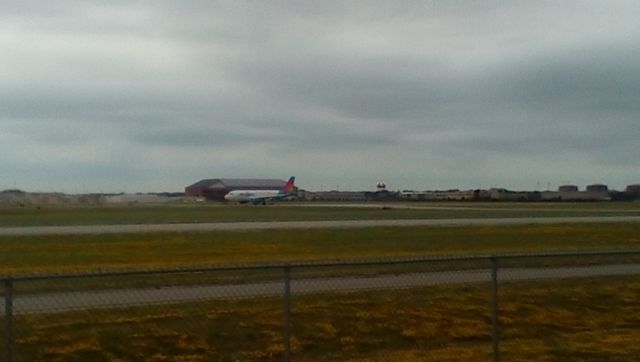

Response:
(1, 1), (639, 193)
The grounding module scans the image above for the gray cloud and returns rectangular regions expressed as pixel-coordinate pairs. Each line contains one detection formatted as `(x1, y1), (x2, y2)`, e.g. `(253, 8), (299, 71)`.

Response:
(1, 1), (639, 191)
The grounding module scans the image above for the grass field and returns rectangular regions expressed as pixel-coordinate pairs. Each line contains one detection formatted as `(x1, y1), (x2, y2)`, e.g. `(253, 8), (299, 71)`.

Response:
(0, 202), (639, 227)
(2, 203), (640, 360)
(7, 275), (640, 361)
(1, 223), (639, 275)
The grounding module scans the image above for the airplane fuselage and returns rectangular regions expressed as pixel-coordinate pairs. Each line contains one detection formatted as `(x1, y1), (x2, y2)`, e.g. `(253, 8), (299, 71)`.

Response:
(223, 176), (296, 204)
(224, 190), (286, 203)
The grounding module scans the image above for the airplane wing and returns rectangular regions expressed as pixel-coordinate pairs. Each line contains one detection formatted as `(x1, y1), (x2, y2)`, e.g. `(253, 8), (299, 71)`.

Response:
(249, 197), (269, 205)
(248, 193), (293, 205)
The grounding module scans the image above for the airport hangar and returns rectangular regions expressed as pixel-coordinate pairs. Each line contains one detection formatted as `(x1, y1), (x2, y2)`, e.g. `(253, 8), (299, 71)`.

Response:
(185, 178), (289, 201)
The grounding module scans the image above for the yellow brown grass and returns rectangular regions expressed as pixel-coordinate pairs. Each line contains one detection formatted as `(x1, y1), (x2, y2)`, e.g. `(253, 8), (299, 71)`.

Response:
(8, 275), (640, 361)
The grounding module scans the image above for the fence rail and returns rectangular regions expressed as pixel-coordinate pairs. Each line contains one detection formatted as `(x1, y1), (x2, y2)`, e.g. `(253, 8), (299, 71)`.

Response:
(3, 250), (640, 361)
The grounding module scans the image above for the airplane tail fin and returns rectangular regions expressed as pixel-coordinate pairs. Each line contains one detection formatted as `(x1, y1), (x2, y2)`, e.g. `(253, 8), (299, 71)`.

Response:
(284, 176), (296, 192)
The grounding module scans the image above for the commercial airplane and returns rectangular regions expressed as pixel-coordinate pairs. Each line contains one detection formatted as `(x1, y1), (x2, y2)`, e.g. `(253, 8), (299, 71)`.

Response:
(224, 177), (296, 204)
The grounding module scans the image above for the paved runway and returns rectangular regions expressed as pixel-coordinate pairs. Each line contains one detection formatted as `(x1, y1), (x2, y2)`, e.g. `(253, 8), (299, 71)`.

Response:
(1, 216), (639, 235)
(3, 264), (640, 314)
(293, 203), (640, 213)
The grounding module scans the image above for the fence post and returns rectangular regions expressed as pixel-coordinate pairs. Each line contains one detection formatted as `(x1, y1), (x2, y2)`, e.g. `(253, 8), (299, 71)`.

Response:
(490, 257), (500, 362)
(283, 265), (292, 362)
(4, 277), (14, 362)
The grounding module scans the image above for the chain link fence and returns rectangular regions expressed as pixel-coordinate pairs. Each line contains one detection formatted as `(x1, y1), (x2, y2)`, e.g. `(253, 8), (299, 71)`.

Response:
(3, 251), (640, 361)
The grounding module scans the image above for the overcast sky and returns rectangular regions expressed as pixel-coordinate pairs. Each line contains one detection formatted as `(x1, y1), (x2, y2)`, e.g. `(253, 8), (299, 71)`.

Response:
(1, 1), (639, 193)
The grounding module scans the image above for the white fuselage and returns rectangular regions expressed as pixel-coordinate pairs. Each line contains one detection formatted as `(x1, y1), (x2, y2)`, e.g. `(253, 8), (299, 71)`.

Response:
(224, 189), (284, 203)
(223, 176), (296, 204)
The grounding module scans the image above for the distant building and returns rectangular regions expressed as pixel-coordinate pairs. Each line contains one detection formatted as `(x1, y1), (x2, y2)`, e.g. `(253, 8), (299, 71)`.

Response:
(556, 184), (610, 201)
(0, 190), (28, 204)
(365, 190), (399, 201)
(399, 189), (491, 201)
(586, 184), (608, 193)
(558, 185), (579, 193)
(489, 188), (531, 201)
(539, 191), (561, 201)
(558, 185), (579, 200)
(583, 184), (610, 201)
(308, 191), (368, 201)
(185, 178), (289, 201)
(626, 184), (640, 195)
(399, 191), (435, 201)
(0, 190), (74, 205)
(103, 194), (173, 204)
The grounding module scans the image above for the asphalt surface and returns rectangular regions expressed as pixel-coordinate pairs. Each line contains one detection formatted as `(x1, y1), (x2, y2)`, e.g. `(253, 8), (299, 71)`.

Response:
(293, 203), (640, 213)
(3, 264), (640, 315)
(1, 216), (640, 235)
